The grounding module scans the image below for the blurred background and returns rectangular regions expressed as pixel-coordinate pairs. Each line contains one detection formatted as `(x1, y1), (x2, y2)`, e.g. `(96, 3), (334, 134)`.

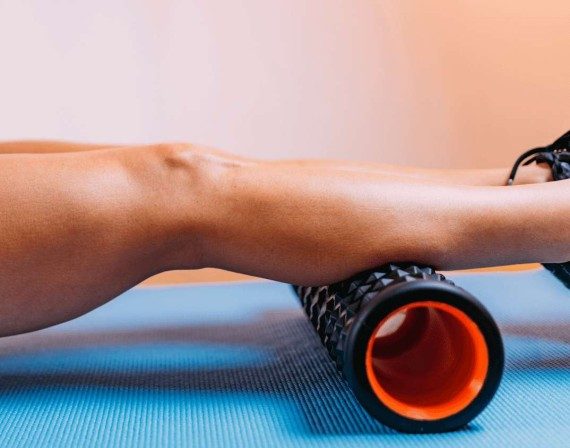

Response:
(0, 0), (568, 169)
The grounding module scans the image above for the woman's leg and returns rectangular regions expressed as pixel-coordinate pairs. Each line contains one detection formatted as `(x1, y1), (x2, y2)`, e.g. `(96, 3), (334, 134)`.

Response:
(0, 141), (551, 185)
(1, 143), (568, 337)
(0, 146), (206, 336)
(0, 141), (119, 154)
(209, 155), (568, 282)
(279, 159), (552, 186)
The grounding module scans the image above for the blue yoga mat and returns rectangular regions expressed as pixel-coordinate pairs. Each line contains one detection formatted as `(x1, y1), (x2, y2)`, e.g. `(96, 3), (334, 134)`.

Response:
(0, 269), (567, 447)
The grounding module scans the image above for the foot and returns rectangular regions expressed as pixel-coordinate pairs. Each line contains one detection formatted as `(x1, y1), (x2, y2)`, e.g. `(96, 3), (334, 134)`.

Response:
(508, 130), (570, 288)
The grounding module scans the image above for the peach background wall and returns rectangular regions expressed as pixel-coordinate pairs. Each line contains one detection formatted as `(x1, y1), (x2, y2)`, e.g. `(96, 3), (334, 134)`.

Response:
(0, 0), (568, 168)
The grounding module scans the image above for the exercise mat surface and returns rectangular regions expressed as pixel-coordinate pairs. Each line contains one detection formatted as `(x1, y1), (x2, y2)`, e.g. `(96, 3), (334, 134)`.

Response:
(0, 268), (567, 447)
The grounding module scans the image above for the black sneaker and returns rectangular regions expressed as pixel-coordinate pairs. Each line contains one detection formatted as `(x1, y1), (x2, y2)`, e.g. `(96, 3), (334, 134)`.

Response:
(508, 130), (570, 288)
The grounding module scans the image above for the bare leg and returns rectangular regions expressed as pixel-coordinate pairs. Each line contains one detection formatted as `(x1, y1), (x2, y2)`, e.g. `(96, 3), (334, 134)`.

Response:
(0, 144), (568, 337)
(206, 154), (568, 282)
(279, 159), (553, 186)
(0, 146), (205, 335)
(0, 141), (551, 185)
(0, 141), (120, 153)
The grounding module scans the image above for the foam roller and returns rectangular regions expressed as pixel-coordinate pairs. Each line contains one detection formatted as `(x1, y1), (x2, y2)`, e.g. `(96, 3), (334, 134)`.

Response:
(293, 263), (504, 433)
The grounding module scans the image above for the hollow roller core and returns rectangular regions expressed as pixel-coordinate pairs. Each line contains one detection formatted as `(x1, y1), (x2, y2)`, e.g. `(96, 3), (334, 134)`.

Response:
(365, 301), (489, 421)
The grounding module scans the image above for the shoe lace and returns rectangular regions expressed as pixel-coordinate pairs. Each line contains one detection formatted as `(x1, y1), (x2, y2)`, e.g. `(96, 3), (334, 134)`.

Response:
(507, 130), (570, 185)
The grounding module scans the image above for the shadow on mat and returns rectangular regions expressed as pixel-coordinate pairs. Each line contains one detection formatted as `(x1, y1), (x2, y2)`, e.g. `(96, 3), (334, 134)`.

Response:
(0, 312), (564, 435)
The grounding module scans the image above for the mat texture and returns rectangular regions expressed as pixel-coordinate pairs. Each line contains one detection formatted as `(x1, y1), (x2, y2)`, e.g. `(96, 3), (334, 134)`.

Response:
(0, 269), (567, 448)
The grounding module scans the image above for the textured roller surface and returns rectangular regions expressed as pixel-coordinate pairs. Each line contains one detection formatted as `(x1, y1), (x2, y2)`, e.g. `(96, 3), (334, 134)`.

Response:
(294, 263), (451, 373)
(0, 268), (567, 447)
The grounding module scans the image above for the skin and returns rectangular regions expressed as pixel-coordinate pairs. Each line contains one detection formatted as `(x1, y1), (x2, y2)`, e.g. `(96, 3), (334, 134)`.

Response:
(0, 140), (551, 185)
(0, 141), (567, 337)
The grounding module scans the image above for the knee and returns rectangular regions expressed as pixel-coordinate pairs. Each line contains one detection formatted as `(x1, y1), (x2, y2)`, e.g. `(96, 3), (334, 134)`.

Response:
(134, 143), (232, 270)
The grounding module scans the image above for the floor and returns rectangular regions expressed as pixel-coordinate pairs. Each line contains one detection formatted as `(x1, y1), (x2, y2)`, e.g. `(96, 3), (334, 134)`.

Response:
(0, 266), (567, 447)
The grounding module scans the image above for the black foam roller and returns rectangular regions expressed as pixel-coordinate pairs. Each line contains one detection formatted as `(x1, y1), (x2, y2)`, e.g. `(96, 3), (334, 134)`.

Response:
(293, 263), (504, 433)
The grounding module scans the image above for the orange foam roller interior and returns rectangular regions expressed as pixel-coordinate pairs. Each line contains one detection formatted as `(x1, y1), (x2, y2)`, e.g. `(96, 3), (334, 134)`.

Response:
(365, 301), (489, 421)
